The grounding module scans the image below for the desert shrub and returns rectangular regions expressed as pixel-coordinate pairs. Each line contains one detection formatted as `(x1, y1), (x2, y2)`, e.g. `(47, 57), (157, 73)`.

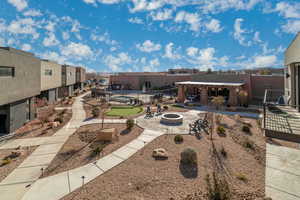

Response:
(220, 146), (227, 158)
(243, 138), (255, 150)
(1, 158), (11, 166)
(217, 126), (226, 135)
(126, 119), (134, 130)
(211, 96), (225, 110)
(180, 147), (197, 165)
(206, 173), (231, 200)
(92, 107), (100, 117)
(174, 134), (183, 143)
(236, 173), (248, 182)
(163, 105), (169, 110)
(90, 143), (106, 157)
(242, 125), (250, 133)
(54, 117), (63, 124)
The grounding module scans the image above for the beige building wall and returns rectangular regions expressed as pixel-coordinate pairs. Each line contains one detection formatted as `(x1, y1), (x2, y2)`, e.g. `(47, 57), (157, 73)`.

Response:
(285, 33), (300, 66)
(41, 60), (62, 91)
(62, 65), (76, 86)
(0, 47), (40, 105)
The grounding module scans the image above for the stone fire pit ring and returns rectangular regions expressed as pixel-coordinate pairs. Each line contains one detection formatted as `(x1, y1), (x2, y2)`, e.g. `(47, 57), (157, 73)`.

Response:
(160, 113), (183, 125)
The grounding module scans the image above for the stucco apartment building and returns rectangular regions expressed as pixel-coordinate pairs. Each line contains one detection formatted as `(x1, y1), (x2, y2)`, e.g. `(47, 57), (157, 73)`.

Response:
(0, 47), (40, 134)
(284, 32), (300, 110)
(39, 60), (62, 103)
(58, 64), (77, 98)
(109, 72), (193, 90)
(110, 70), (284, 104)
(0, 47), (87, 134)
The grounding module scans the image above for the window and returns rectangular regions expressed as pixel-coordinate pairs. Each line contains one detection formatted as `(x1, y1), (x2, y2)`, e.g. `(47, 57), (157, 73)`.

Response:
(45, 69), (52, 76)
(0, 66), (15, 77)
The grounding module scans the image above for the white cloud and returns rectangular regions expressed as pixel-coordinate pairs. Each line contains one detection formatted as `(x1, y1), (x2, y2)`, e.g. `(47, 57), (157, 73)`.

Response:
(39, 51), (67, 64)
(199, 0), (261, 14)
(83, 0), (96, 4)
(91, 32), (118, 46)
(233, 18), (251, 46)
(130, 0), (164, 13)
(205, 19), (222, 33)
(21, 43), (31, 51)
(282, 20), (300, 34)
(186, 47), (229, 70)
(61, 42), (93, 59)
(275, 2), (300, 19)
(143, 58), (160, 72)
(43, 33), (59, 47)
(62, 31), (70, 40)
(7, 18), (39, 39)
(136, 40), (161, 52)
(7, 0), (28, 11)
(23, 9), (42, 17)
(253, 55), (277, 68)
(45, 21), (56, 32)
(104, 52), (132, 71)
(164, 42), (181, 60)
(186, 47), (198, 57)
(128, 17), (144, 24)
(150, 9), (173, 21)
(175, 11), (201, 32)
(253, 31), (262, 43)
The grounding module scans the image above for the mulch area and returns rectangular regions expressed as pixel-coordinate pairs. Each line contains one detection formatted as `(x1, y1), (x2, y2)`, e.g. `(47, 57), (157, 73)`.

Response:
(62, 114), (266, 200)
(13, 106), (72, 139)
(42, 123), (144, 177)
(0, 146), (36, 182)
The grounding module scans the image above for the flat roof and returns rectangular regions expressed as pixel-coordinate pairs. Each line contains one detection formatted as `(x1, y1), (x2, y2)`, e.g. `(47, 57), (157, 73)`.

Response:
(175, 81), (244, 87)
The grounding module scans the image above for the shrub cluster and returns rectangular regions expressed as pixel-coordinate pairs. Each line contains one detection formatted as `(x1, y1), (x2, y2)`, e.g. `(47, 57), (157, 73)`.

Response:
(217, 126), (226, 135)
(126, 119), (135, 130)
(174, 134), (183, 143)
(180, 147), (197, 165)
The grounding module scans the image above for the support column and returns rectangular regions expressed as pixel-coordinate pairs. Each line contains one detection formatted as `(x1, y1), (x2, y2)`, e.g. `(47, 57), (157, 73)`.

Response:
(200, 88), (208, 105)
(177, 85), (186, 103)
(228, 87), (238, 106)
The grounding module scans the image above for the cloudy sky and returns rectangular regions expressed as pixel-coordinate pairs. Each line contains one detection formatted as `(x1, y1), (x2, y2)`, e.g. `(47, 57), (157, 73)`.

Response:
(0, 0), (299, 72)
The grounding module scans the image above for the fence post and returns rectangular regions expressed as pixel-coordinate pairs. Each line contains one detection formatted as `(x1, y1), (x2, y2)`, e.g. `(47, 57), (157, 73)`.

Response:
(263, 103), (266, 129)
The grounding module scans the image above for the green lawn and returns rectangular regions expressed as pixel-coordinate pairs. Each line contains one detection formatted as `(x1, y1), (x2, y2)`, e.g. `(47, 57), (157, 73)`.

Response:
(105, 106), (143, 117)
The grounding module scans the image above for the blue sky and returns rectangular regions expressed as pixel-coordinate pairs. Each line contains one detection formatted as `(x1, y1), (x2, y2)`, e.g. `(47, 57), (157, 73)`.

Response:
(0, 0), (299, 72)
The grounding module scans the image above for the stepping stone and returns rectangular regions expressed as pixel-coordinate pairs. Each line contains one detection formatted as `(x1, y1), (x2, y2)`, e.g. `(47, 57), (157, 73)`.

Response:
(126, 139), (146, 150)
(95, 154), (124, 172)
(19, 153), (57, 168)
(22, 172), (69, 200)
(0, 182), (33, 200)
(68, 163), (104, 192)
(112, 146), (138, 160)
(0, 166), (45, 185)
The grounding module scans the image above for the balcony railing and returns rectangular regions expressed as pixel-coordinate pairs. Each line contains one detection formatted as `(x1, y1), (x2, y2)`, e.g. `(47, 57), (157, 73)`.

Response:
(263, 89), (300, 142)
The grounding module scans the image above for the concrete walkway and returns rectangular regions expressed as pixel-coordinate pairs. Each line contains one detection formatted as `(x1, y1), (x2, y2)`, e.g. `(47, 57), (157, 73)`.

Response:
(21, 129), (164, 200)
(265, 143), (300, 200)
(0, 94), (87, 200)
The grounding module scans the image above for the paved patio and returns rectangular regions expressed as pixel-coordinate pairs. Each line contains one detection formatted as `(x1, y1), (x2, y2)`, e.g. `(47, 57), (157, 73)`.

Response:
(266, 143), (300, 200)
(136, 110), (206, 134)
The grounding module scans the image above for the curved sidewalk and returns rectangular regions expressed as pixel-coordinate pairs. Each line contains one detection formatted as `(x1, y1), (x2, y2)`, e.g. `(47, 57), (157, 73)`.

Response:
(0, 94), (87, 200)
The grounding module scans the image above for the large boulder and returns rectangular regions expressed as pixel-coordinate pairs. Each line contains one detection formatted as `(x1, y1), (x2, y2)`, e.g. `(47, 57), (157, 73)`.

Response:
(152, 148), (168, 159)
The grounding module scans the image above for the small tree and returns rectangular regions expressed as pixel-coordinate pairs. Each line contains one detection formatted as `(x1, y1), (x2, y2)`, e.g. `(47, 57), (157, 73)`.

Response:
(92, 107), (100, 118)
(211, 96), (225, 110)
(126, 119), (134, 130)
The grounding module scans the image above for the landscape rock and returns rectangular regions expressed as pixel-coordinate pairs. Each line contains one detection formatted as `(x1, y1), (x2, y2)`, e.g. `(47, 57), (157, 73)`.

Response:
(152, 148), (168, 158)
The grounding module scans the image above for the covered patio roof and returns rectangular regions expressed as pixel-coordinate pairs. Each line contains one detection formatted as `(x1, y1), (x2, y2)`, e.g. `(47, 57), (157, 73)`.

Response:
(175, 81), (245, 87)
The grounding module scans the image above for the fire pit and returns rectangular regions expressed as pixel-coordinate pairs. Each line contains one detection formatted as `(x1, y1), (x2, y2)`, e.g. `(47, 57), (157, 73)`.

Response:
(161, 113), (183, 125)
